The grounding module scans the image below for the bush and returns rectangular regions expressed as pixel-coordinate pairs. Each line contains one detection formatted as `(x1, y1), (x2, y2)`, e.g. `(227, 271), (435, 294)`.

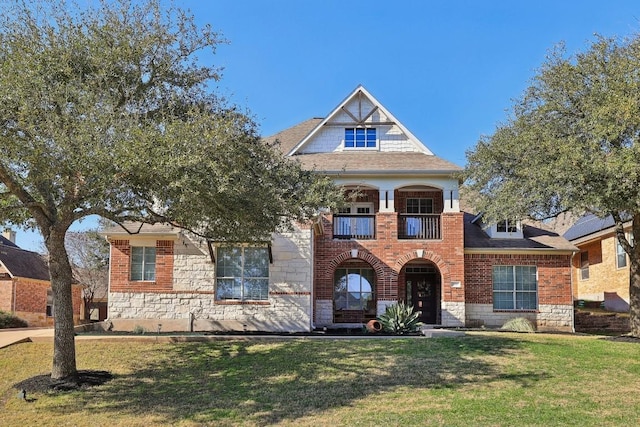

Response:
(501, 317), (536, 333)
(0, 310), (28, 329)
(378, 302), (422, 334)
(132, 325), (146, 334)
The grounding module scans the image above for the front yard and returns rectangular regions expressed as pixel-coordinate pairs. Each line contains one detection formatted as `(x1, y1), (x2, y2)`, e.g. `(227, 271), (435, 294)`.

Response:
(1, 332), (639, 426)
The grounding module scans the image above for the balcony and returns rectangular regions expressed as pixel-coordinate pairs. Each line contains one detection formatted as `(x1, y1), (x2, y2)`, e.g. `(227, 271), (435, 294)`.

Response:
(333, 214), (376, 240)
(398, 214), (441, 240)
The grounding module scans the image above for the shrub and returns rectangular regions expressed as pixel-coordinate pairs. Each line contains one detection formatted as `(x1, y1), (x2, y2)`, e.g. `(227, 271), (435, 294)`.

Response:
(132, 325), (146, 334)
(501, 317), (536, 333)
(378, 302), (422, 334)
(0, 310), (28, 329)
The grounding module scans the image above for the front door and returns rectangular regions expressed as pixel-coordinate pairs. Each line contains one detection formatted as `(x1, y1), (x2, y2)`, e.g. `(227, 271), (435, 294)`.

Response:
(406, 272), (439, 324)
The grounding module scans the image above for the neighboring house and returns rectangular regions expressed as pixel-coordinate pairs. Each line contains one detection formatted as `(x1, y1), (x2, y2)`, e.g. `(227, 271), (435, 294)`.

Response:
(103, 86), (577, 332)
(564, 214), (631, 312)
(0, 230), (83, 326)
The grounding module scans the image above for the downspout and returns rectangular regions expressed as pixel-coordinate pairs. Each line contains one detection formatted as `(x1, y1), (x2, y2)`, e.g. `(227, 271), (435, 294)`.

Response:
(309, 224), (315, 332)
(570, 251), (577, 333)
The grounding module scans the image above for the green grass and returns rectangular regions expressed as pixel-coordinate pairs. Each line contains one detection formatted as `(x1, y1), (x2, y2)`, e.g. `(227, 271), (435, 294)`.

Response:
(1, 332), (639, 426)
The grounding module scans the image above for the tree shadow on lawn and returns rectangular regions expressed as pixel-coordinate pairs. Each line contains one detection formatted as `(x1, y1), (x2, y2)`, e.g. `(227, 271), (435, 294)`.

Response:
(49, 335), (545, 425)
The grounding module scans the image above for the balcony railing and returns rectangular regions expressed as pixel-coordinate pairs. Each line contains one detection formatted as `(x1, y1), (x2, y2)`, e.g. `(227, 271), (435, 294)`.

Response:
(333, 214), (376, 239)
(398, 214), (441, 240)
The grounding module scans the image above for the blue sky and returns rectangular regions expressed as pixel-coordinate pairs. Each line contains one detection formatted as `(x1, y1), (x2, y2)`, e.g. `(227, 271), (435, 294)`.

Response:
(13, 0), (640, 250)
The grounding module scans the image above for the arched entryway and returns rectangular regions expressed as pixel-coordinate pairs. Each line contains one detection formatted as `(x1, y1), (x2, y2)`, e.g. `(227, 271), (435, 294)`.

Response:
(402, 261), (441, 324)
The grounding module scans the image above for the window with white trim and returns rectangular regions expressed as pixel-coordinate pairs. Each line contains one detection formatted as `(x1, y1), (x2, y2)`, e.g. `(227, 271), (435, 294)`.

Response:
(345, 128), (376, 148)
(131, 246), (156, 281)
(616, 239), (627, 268)
(46, 289), (54, 317)
(492, 265), (537, 310)
(580, 251), (589, 280)
(497, 220), (517, 233)
(216, 246), (269, 301)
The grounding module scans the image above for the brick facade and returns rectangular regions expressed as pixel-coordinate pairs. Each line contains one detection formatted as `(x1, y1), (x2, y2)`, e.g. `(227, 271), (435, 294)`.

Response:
(109, 239), (175, 293)
(313, 202), (466, 327)
(464, 253), (573, 331)
(4, 277), (82, 327)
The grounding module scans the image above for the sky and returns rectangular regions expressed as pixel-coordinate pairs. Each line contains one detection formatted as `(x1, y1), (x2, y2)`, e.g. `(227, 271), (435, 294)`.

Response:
(11, 0), (640, 251)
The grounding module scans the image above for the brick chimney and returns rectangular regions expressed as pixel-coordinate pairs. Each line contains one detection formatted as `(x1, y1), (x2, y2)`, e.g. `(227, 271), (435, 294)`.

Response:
(2, 229), (16, 244)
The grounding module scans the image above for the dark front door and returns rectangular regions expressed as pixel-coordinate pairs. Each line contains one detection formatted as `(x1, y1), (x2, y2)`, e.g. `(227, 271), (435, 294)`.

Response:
(406, 273), (438, 324)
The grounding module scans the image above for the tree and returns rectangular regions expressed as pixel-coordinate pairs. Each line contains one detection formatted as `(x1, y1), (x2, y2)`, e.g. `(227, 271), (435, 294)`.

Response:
(0, 0), (342, 381)
(464, 35), (640, 337)
(65, 227), (110, 322)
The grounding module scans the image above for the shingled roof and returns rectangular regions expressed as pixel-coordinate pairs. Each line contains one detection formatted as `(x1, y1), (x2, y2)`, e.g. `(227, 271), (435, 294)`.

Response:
(290, 151), (462, 174)
(263, 118), (323, 155)
(0, 245), (50, 281)
(464, 212), (577, 252)
(0, 235), (18, 248)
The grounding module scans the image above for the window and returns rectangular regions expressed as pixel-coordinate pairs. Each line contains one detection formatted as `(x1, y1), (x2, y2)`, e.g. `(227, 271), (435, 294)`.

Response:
(345, 128), (376, 148)
(46, 289), (54, 317)
(580, 251), (589, 280)
(497, 220), (518, 233)
(406, 198), (434, 214)
(492, 265), (537, 310)
(334, 203), (375, 239)
(131, 246), (156, 281)
(216, 246), (269, 301)
(616, 239), (627, 268)
(334, 268), (375, 311)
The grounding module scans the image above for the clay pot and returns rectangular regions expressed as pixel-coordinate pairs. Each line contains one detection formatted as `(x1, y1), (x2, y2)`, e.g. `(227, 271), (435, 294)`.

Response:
(366, 319), (383, 333)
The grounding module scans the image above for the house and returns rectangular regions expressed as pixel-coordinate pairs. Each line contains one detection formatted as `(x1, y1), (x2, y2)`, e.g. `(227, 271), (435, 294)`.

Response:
(0, 230), (83, 326)
(564, 214), (631, 312)
(103, 86), (577, 332)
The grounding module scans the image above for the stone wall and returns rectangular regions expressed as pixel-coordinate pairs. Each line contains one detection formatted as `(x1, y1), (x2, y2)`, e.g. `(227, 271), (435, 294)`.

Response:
(466, 303), (573, 332)
(108, 226), (314, 333)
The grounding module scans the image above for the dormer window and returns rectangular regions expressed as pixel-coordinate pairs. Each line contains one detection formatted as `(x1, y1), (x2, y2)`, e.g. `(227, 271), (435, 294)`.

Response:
(345, 128), (376, 148)
(485, 219), (523, 239)
(497, 220), (517, 233)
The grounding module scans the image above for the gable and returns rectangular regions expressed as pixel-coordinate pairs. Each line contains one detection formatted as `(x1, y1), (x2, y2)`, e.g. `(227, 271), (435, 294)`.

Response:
(288, 85), (433, 156)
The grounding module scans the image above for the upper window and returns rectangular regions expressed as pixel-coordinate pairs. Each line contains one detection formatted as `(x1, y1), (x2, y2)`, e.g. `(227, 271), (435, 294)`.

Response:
(334, 268), (375, 311)
(580, 251), (589, 280)
(497, 220), (518, 233)
(345, 128), (376, 148)
(216, 246), (269, 301)
(492, 265), (537, 310)
(406, 198), (434, 214)
(131, 246), (156, 281)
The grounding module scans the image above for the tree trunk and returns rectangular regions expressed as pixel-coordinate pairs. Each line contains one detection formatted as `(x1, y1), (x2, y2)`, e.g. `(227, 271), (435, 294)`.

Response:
(47, 229), (78, 381)
(630, 215), (640, 338)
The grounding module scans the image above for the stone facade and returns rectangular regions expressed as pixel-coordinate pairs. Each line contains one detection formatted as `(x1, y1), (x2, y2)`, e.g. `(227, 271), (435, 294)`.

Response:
(107, 225), (314, 332)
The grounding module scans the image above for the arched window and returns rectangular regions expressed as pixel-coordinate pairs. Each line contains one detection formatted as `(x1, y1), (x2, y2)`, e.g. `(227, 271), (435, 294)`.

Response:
(334, 268), (375, 311)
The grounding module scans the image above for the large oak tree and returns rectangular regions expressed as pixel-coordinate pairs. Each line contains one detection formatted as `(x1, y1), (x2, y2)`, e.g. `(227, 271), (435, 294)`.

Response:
(0, 0), (341, 381)
(465, 35), (640, 337)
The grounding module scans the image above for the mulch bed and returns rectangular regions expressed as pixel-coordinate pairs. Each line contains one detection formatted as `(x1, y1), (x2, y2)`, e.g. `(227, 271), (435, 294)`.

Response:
(13, 370), (113, 395)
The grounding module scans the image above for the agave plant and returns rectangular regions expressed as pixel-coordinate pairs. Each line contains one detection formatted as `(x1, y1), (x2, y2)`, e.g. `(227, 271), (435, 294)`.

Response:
(378, 302), (422, 334)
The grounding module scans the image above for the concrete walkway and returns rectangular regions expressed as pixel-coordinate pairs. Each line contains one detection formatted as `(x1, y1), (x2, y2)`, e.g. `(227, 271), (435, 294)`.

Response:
(0, 327), (54, 349)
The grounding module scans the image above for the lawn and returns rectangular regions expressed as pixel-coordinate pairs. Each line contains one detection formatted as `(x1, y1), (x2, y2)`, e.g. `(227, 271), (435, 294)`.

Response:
(0, 332), (639, 426)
